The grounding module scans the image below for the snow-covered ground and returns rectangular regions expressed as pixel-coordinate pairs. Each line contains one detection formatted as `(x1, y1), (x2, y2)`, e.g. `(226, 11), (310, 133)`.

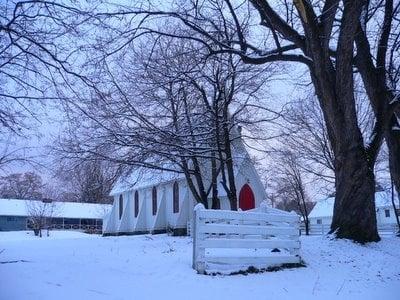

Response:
(0, 231), (399, 300)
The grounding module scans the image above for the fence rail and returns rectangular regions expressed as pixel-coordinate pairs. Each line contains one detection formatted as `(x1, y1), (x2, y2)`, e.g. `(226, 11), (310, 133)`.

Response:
(192, 203), (301, 274)
(300, 223), (399, 236)
(27, 223), (103, 233)
(50, 224), (103, 232)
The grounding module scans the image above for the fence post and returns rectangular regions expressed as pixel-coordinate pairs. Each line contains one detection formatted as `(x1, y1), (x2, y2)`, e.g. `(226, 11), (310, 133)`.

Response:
(260, 201), (268, 213)
(260, 201), (269, 239)
(289, 211), (300, 257)
(192, 203), (205, 274)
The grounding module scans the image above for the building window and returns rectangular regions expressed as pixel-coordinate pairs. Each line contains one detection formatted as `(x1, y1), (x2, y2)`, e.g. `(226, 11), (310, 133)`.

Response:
(317, 219), (322, 225)
(64, 218), (79, 225)
(6, 216), (16, 222)
(385, 209), (390, 218)
(52, 218), (63, 225)
(119, 194), (123, 219)
(396, 209), (400, 217)
(173, 182), (179, 214)
(134, 191), (139, 218)
(152, 187), (157, 216)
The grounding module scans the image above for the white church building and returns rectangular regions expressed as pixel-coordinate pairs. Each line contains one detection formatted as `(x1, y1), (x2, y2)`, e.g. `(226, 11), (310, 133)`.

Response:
(103, 137), (267, 236)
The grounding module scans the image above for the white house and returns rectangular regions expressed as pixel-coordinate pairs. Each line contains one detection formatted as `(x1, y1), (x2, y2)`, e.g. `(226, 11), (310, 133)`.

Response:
(103, 137), (267, 236)
(308, 191), (400, 226)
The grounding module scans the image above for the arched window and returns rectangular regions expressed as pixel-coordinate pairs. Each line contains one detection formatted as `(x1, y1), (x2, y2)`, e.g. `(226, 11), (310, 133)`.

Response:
(119, 194), (123, 219)
(173, 182), (179, 213)
(152, 187), (157, 216)
(134, 191), (139, 218)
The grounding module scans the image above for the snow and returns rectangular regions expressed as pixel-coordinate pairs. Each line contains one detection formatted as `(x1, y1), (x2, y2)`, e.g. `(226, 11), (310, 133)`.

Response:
(309, 191), (399, 218)
(0, 230), (95, 241)
(194, 203), (205, 211)
(1, 231), (399, 299)
(110, 134), (250, 196)
(0, 199), (111, 219)
(110, 167), (184, 195)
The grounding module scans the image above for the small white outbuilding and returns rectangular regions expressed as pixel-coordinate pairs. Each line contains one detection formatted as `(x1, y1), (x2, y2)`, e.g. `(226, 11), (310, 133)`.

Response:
(103, 137), (267, 236)
(308, 191), (399, 226)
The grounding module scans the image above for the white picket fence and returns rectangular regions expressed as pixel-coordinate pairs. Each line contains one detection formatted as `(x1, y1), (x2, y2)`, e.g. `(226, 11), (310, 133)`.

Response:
(192, 203), (301, 274)
(300, 223), (399, 236)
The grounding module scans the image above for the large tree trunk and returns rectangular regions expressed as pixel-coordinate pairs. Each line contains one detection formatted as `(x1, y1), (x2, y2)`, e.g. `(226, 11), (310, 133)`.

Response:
(354, 0), (399, 215)
(331, 145), (380, 242)
(223, 130), (238, 211)
(215, 111), (237, 210)
(304, 0), (380, 243)
(308, 63), (380, 242)
(221, 105), (238, 211)
(192, 156), (209, 208)
(180, 158), (208, 208)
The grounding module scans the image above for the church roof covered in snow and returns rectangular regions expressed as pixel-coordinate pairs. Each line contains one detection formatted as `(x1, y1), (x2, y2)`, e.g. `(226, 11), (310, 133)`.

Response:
(110, 167), (184, 196)
(110, 135), (251, 196)
(0, 199), (111, 219)
(308, 191), (399, 218)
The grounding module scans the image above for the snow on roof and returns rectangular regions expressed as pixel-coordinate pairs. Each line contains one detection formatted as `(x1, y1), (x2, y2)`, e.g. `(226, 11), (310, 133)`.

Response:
(110, 168), (184, 195)
(0, 199), (112, 219)
(308, 191), (399, 219)
(308, 197), (335, 218)
(111, 137), (251, 196)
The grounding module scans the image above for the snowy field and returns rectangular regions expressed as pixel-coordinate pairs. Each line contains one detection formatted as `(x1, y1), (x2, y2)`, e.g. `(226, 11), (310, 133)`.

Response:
(0, 231), (399, 300)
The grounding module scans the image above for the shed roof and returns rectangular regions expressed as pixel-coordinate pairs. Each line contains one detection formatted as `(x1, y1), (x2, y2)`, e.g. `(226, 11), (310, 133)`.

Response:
(308, 191), (399, 219)
(0, 199), (112, 219)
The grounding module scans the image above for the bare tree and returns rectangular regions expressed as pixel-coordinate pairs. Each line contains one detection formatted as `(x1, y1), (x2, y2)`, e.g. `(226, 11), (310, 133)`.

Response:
(270, 150), (314, 235)
(91, 0), (400, 241)
(278, 86), (378, 192)
(26, 199), (58, 237)
(0, 1), (95, 134)
(0, 135), (38, 174)
(57, 33), (272, 210)
(0, 1), (103, 178)
(54, 159), (119, 204)
(2, 0), (396, 242)
(0, 172), (44, 199)
(280, 98), (336, 189)
(354, 0), (400, 203)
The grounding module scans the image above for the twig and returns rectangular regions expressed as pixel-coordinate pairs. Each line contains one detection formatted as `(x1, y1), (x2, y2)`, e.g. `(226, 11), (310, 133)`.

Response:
(336, 280), (346, 295)
(312, 275), (320, 295)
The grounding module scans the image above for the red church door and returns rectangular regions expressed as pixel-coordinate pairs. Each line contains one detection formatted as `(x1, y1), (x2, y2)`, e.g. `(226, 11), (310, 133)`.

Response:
(239, 184), (255, 211)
